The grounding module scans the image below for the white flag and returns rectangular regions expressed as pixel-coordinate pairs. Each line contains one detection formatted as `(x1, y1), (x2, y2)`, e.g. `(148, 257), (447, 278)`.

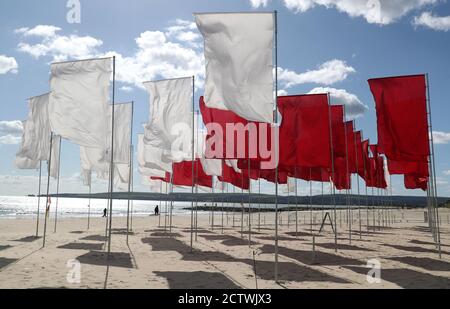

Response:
(49, 135), (61, 179)
(137, 134), (171, 178)
(15, 121), (40, 170)
(195, 13), (275, 123)
(49, 58), (111, 149)
(110, 103), (132, 164)
(143, 77), (193, 162)
(19, 94), (52, 161)
(200, 158), (222, 177)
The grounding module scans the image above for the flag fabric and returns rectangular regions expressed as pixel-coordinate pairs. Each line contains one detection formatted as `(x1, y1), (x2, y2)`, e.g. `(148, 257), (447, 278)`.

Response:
(112, 103), (132, 164)
(49, 58), (111, 149)
(345, 122), (357, 174)
(200, 158), (223, 177)
(368, 75), (430, 162)
(49, 135), (61, 179)
(15, 121), (40, 170)
(200, 96), (273, 160)
(21, 93), (52, 161)
(144, 77), (193, 162)
(137, 134), (171, 178)
(330, 105), (346, 159)
(172, 160), (213, 188)
(195, 12), (275, 123)
(219, 161), (250, 190)
(405, 174), (428, 191)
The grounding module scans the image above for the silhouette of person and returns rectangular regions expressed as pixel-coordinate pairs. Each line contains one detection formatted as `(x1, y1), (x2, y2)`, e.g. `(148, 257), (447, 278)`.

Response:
(155, 205), (160, 216)
(103, 208), (107, 218)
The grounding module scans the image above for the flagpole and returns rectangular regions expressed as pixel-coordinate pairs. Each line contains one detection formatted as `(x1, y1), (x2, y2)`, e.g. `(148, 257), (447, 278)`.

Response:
(327, 93), (338, 252)
(295, 167), (298, 237)
(42, 132), (54, 248)
(354, 123), (362, 240)
(248, 154), (252, 247)
(361, 131), (369, 231)
(169, 173), (174, 235)
(87, 176), (91, 230)
(107, 56), (116, 259)
(126, 101), (134, 245)
(190, 76), (195, 252)
(309, 169), (313, 235)
(343, 107), (351, 244)
(425, 73), (442, 258)
(159, 181), (162, 228)
(35, 161), (42, 238)
(273, 9), (280, 283)
(53, 137), (62, 233)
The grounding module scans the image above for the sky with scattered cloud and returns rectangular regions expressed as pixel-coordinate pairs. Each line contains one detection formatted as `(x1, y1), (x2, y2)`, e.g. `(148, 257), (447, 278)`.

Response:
(0, 0), (450, 197)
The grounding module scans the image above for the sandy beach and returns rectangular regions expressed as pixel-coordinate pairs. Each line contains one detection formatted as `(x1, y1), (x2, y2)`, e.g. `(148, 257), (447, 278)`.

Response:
(0, 208), (449, 289)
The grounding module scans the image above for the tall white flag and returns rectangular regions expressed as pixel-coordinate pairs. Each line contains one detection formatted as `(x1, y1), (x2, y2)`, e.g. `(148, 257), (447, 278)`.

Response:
(20, 94), (52, 161)
(15, 120), (39, 170)
(137, 134), (171, 178)
(195, 13), (275, 123)
(49, 135), (61, 179)
(49, 58), (111, 149)
(143, 77), (193, 162)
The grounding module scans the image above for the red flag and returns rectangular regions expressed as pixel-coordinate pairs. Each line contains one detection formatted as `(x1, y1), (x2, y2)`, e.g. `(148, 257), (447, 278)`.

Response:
(280, 95), (332, 169)
(345, 122), (357, 174)
(292, 167), (330, 182)
(219, 161), (250, 190)
(405, 174), (428, 191)
(200, 97), (272, 160)
(330, 105), (346, 158)
(172, 160), (213, 188)
(368, 75), (430, 162)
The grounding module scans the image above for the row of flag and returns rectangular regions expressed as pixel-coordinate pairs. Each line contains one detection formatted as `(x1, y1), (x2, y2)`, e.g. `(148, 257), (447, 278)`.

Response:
(15, 12), (432, 198)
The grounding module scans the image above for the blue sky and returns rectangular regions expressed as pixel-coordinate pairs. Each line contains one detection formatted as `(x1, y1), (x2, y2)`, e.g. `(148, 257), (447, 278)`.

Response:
(0, 0), (450, 197)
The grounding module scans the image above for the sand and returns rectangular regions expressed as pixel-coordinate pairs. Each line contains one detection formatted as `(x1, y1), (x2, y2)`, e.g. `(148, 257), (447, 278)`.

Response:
(0, 208), (449, 289)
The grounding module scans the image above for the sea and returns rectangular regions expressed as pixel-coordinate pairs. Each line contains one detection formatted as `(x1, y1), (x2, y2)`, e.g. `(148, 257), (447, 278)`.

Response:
(0, 196), (194, 219)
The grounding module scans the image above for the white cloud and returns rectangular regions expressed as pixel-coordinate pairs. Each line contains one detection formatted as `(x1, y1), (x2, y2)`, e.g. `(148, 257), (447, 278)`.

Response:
(250, 0), (270, 7)
(433, 131), (450, 144)
(282, 0), (437, 25)
(0, 120), (23, 145)
(413, 11), (450, 31)
(444, 170), (450, 176)
(308, 87), (368, 118)
(278, 89), (289, 96)
(15, 25), (62, 37)
(16, 21), (205, 89)
(16, 25), (103, 61)
(278, 59), (355, 88)
(120, 86), (133, 93)
(0, 55), (19, 74)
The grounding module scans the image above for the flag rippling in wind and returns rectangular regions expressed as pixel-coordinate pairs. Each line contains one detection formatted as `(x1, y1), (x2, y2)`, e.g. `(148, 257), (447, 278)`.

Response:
(195, 12), (275, 123)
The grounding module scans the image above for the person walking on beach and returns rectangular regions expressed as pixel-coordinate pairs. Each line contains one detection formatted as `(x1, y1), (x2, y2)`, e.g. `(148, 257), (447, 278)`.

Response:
(155, 205), (159, 216)
(102, 208), (107, 218)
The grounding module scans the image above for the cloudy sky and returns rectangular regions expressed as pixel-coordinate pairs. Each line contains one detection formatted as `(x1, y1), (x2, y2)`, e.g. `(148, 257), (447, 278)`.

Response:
(0, 0), (450, 197)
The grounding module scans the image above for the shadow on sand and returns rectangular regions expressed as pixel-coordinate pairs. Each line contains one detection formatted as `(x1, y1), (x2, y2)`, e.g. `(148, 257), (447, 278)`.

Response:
(76, 251), (134, 269)
(154, 271), (241, 289)
(344, 265), (450, 288)
(0, 257), (17, 269)
(58, 242), (104, 251)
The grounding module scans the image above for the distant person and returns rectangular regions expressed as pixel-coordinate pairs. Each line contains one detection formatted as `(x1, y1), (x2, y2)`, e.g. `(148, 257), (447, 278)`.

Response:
(155, 205), (160, 216)
(102, 208), (107, 218)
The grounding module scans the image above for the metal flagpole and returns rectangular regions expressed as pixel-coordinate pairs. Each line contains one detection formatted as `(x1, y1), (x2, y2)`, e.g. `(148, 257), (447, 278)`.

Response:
(273, 10), (280, 282)
(190, 76), (195, 252)
(248, 154), (252, 247)
(327, 93), (338, 252)
(295, 167), (299, 237)
(426, 73), (442, 258)
(159, 181), (162, 228)
(107, 56), (116, 258)
(354, 122), (362, 240)
(35, 161), (42, 237)
(361, 131), (370, 232)
(258, 172), (262, 232)
(42, 132), (54, 247)
(343, 107), (351, 244)
(87, 176), (91, 230)
(126, 101), (134, 245)
(309, 169), (313, 235)
(53, 137), (62, 233)
(164, 182), (168, 231)
(169, 173), (174, 235)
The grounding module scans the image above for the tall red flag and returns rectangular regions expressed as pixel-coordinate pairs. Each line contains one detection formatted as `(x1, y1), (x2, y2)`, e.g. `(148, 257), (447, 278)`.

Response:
(368, 75), (430, 162)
